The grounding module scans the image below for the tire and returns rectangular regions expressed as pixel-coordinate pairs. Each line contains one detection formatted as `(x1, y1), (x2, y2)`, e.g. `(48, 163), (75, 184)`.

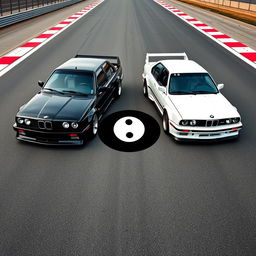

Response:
(162, 111), (169, 134)
(89, 114), (99, 138)
(115, 82), (122, 99)
(143, 80), (148, 97)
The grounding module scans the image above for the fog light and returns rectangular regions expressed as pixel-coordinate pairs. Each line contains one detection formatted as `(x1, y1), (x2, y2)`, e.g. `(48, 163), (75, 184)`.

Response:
(18, 129), (25, 135)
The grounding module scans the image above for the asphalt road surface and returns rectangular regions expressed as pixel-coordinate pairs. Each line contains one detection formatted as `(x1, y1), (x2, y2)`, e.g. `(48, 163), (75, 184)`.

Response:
(0, 0), (256, 255)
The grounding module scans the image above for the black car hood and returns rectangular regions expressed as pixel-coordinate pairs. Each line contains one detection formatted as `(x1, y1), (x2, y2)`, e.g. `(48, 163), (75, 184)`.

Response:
(18, 92), (94, 121)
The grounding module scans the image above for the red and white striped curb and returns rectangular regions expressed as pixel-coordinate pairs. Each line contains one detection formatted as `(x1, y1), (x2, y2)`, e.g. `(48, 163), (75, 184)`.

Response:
(0, 0), (104, 77)
(154, 0), (256, 69)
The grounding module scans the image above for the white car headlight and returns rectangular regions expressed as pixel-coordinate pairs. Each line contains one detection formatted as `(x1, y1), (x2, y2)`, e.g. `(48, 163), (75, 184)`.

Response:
(180, 120), (188, 126)
(190, 120), (196, 126)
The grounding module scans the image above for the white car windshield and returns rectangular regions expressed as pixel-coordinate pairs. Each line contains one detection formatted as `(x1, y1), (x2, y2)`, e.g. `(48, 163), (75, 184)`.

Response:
(169, 73), (218, 95)
(44, 70), (94, 95)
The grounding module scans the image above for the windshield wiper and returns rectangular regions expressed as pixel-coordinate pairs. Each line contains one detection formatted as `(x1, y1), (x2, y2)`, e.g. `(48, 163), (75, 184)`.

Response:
(43, 88), (64, 94)
(191, 91), (217, 94)
(62, 90), (89, 96)
(170, 91), (195, 95)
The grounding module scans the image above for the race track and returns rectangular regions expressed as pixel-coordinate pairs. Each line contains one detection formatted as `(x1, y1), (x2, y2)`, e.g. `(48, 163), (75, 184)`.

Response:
(0, 0), (256, 254)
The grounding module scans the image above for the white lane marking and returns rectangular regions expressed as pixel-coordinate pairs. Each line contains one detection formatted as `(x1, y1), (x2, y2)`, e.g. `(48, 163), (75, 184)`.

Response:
(0, 0), (104, 77)
(64, 19), (75, 22)
(29, 38), (47, 42)
(154, 0), (256, 69)
(5, 47), (33, 57)
(0, 65), (8, 71)
(54, 24), (68, 27)
(218, 38), (238, 42)
(232, 47), (256, 53)
(190, 20), (205, 24)
(208, 32), (224, 35)
(42, 30), (58, 34)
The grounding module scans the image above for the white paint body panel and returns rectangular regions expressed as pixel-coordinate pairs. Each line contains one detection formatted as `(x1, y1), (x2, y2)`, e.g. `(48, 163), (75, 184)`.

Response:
(142, 54), (242, 140)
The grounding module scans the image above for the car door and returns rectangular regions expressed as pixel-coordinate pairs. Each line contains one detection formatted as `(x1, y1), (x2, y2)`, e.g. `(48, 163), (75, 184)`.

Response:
(95, 67), (109, 114)
(102, 62), (116, 97)
(156, 67), (169, 110)
(149, 63), (165, 112)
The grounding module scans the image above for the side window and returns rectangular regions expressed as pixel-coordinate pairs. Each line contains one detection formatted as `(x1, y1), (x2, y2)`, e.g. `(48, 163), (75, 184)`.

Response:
(102, 62), (114, 80)
(96, 68), (108, 87)
(158, 68), (169, 87)
(151, 63), (164, 81)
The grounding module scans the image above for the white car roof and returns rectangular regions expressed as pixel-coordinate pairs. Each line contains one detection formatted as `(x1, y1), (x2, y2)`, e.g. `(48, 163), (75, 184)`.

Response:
(160, 60), (207, 74)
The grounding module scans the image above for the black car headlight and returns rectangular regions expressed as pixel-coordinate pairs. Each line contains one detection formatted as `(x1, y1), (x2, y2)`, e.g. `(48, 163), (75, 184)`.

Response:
(17, 117), (24, 124)
(62, 122), (70, 129)
(24, 119), (31, 125)
(71, 122), (78, 129)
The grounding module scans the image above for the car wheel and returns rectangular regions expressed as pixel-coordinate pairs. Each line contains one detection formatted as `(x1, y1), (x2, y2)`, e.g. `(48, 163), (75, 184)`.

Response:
(115, 82), (122, 99)
(162, 111), (169, 134)
(143, 80), (148, 97)
(88, 114), (99, 139)
(92, 114), (99, 136)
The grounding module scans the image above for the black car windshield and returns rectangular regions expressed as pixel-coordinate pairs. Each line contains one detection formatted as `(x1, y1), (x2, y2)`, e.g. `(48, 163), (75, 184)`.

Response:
(169, 73), (218, 95)
(44, 70), (94, 95)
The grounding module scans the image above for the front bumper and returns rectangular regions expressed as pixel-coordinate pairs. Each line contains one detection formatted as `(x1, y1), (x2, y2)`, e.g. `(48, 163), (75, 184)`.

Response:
(13, 123), (91, 145)
(169, 121), (242, 141)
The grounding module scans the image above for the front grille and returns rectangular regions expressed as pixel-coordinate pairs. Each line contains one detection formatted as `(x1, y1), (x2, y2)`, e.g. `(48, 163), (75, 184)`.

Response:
(38, 120), (53, 130)
(206, 120), (219, 127)
(180, 118), (240, 127)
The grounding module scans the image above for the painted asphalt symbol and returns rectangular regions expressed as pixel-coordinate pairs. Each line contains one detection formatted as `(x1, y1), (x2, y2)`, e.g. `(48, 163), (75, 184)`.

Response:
(113, 116), (145, 142)
(98, 110), (160, 152)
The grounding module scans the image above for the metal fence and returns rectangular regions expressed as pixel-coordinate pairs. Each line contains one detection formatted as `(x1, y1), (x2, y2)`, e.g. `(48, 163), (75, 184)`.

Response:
(0, 0), (83, 27)
(0, 0), (67, 16)
(198, 0), (256, 11)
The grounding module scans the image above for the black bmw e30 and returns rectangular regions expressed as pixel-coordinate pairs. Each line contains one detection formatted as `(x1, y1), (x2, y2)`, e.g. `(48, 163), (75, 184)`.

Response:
(13, 55), (123, 145)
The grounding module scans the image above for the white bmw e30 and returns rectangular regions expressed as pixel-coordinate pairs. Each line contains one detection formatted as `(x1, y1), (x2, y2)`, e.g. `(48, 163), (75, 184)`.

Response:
(142, 53), (242, 141)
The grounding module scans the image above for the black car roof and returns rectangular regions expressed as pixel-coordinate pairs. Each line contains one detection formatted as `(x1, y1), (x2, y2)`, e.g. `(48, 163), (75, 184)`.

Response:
(56, 58), (105, 72)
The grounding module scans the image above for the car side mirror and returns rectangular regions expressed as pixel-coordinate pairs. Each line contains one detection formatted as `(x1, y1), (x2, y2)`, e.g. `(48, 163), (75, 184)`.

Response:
(217, 83), (224, 90)
(38, 81), (44, 87)
(158, 86), (166, 93)
(116, 75), (122, 83)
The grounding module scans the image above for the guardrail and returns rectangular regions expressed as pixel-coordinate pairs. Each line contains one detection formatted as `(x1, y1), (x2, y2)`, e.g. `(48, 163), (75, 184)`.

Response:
(198, 0), (256, 11)
(0, 0), (84, 27)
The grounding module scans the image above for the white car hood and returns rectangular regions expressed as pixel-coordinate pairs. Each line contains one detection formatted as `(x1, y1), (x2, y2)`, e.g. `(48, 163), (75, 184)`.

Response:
(169, 93), (239, 120)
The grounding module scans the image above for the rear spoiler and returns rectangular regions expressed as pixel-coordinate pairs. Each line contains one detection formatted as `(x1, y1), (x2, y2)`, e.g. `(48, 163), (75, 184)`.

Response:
(75, 54), (120, 65)
(145, 53), (188, 64)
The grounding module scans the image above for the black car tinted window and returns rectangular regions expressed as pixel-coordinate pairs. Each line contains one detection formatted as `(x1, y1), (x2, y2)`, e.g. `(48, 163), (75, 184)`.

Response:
(96, 68), (108, 87)
(152, 63), (164, 81)
(158, 68), (169, 87)
(102, 62), (114, 80)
